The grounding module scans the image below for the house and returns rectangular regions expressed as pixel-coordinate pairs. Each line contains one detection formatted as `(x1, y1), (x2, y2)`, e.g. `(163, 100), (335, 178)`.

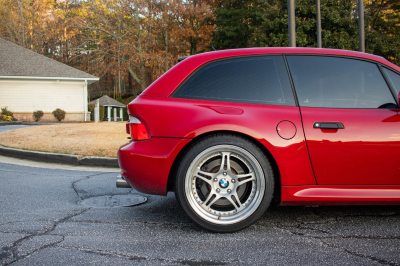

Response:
(0, 38), (99, 122)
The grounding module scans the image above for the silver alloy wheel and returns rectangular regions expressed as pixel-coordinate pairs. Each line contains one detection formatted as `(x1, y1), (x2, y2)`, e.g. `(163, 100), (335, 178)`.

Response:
(185, 144), (265, 225)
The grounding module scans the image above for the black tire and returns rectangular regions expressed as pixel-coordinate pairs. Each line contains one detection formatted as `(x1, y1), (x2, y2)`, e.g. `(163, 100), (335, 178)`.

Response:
(175, 133), (274, 233)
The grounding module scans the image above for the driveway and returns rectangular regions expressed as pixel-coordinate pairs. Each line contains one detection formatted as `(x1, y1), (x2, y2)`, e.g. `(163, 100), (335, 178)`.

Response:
(0, 161), (399, 266)
(0, 125), (38, 134)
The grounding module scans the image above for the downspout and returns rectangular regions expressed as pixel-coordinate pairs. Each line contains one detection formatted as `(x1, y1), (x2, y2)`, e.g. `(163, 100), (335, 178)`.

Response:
(84, 79), (88, 121)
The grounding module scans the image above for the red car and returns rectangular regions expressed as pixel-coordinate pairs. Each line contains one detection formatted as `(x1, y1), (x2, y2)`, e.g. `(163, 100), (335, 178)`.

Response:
(118, 47), (400, 232)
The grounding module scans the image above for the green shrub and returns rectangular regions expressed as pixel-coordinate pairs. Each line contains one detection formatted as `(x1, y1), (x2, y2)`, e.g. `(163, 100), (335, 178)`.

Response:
(127, 97), (133, 103)
(52, 108), (66, 122)
(88, 104), (105, 121)
(33, 110), (44, 122)
(1, 107), (13, 117)
(123, 107), (129, 121)
(117, 96), (124, 104)
(99, 105), (105, 121)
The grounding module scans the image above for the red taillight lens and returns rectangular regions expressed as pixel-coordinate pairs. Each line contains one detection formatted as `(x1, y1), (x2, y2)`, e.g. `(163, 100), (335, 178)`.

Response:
(127, 116), (150, 141)
(131, 123), (149, 140)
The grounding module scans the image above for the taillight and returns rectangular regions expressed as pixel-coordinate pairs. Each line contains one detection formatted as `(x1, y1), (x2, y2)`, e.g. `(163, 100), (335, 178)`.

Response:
(126, 116), (150, 141)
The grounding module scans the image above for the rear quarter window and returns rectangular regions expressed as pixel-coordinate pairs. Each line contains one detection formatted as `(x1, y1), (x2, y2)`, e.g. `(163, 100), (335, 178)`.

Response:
(172, 56), (295, 106)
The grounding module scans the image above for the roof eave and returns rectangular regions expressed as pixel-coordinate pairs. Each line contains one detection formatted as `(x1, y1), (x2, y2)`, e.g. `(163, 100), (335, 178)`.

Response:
(0, 75), (100, 84)
(103, 104), (126, 107)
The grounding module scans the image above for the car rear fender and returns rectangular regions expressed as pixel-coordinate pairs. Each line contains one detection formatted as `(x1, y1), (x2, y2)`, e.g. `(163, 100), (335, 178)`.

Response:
(166, 130), (283, 203)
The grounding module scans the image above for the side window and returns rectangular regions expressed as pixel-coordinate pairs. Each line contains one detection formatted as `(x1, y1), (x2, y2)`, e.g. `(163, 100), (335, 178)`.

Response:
(383, 68), (400, 95)
(172, 56), (295, 106)
(286, 56), (396, 108)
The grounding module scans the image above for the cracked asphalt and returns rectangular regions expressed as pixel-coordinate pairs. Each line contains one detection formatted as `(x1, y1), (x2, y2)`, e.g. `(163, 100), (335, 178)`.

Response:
(1, 162), (400, 266)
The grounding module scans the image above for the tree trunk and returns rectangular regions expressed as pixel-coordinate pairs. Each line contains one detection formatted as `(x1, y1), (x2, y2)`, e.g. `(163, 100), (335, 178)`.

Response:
(128, 70), (133, 95)
(190, 38), (197, 55)
(165, 28), (169, 71)
(19, 0), (25, 47)
(140, 65), (146, 92)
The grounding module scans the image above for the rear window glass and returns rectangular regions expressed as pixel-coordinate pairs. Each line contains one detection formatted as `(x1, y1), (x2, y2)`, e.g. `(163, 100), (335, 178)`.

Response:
(287, 56), (395, 108)
(172, 56), (295, 106)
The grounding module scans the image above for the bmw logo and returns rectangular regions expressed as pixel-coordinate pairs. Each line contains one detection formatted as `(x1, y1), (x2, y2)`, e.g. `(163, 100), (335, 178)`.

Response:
(219, 178), (229, 188)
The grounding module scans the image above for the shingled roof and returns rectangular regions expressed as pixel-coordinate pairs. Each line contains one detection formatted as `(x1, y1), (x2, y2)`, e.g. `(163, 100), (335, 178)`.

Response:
(0, 38), (98, 83)
(89, 95), (126, 107)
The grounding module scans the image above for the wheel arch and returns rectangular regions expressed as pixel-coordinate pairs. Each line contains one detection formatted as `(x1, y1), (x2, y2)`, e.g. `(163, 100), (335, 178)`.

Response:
(167, 130), (282, 204)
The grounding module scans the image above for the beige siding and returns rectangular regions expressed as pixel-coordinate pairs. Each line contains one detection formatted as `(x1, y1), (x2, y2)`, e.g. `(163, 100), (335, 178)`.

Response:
(0, 80), (86, 113)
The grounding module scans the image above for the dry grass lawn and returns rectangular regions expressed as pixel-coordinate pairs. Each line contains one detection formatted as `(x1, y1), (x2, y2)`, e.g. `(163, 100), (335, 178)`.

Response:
(0, 123), (129, 157)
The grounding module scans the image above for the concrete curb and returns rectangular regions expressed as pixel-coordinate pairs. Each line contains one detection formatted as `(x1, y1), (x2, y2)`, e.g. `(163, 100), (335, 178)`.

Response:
(0, 122), (92, 126)
(0, 122), (23, 126)
(0, 146), (119, 168)
(79, 156), (119, 167)
(21, 123), (54, 125)
(1, 122), (116, 126)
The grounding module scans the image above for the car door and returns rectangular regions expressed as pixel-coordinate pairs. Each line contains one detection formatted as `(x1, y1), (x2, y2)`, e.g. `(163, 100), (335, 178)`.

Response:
(286, 55), (400, 185)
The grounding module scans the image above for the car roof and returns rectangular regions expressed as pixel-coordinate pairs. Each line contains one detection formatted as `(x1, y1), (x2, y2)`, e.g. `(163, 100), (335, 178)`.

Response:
(142, 47), (399, 97)
(191, 47), (385, 60)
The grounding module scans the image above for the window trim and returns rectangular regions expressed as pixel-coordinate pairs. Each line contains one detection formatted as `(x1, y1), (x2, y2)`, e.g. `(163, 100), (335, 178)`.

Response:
(284, 53), (389, 67)
(170, 54), (296, 107)
(283, 55), (300, 107)
(284, 54), (398, 110)
(379, 65), (400, 107)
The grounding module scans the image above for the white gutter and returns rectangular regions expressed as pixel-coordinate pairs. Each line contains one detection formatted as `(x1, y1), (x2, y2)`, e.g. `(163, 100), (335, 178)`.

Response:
(0, 75), (99, 84)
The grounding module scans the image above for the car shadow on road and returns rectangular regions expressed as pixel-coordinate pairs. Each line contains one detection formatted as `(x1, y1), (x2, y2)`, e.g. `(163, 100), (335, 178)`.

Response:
(117, 193), (400, 236)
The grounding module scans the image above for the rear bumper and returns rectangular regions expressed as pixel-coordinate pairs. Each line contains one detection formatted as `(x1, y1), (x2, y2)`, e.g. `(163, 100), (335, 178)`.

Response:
(118, 137), (191, 196)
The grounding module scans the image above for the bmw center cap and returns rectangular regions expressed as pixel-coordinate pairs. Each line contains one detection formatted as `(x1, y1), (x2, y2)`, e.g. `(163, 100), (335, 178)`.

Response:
(219, 178), (229, 188)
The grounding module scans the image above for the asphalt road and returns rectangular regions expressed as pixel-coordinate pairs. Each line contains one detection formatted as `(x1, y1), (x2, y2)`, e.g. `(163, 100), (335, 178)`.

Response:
(1, 161), (400, 266)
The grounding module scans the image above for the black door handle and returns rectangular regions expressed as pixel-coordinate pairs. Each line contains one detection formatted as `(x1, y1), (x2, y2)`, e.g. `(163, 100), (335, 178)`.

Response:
(313, 122), (344, 129)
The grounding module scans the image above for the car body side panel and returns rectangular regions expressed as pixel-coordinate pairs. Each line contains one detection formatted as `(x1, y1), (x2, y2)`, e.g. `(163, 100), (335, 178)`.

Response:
(118, 137), (191, 195)
(129, 96), (316, 186)
(281, 185), (400, 205)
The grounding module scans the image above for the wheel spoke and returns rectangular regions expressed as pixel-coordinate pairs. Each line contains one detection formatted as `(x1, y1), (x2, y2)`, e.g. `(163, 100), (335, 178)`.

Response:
(227, 192), (244, 211)
(202, 193), (220, 207)
(197, 170), (216, 178)
(236, 172), (256, 186)
(219, 152), (231, 172)
(207, 194), (221, 207)
(201, 191), (214, 206)
(194, 170), (215, 185)
(194, 174), (212, 185)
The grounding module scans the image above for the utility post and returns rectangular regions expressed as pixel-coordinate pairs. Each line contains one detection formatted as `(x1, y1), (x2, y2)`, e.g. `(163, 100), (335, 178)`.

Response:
(288, 0), (296, 47)
(316, 0), (322, 48)
(358, 0), (365, 52)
